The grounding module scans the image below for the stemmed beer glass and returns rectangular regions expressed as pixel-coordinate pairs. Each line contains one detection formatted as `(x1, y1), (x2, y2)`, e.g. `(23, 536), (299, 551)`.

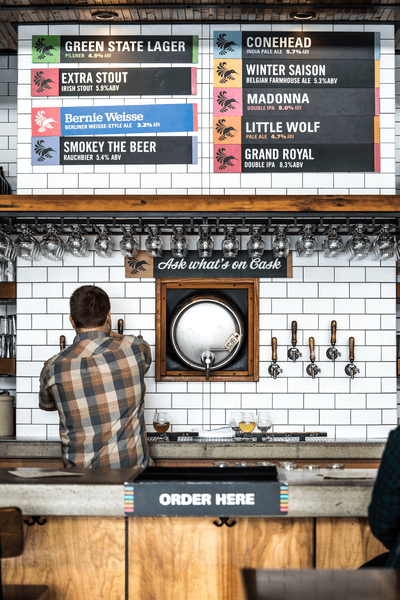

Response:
(371, 225), (396, 261)
(344, 224), (370, 261)
(295, 225), (317, 257)
(66, 224), (90, 257)
(322, 225), (344, 258)
(153, 411), (170, 440)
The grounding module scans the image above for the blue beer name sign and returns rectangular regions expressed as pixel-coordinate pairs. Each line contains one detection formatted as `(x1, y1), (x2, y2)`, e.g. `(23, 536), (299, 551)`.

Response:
(61, 104), (197, 136)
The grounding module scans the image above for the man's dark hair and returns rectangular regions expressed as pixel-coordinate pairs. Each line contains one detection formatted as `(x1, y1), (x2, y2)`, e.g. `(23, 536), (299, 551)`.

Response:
(70, 285), (110, 329)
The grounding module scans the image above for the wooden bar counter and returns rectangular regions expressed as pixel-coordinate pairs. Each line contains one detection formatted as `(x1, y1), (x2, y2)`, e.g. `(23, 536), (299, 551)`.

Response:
(0, 466), (388, 600)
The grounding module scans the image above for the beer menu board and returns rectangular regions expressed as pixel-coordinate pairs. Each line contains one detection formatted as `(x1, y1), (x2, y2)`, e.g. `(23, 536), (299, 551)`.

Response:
(31, 136), (197, 166)
(31, 105), (198, 137)
(32, 35), (198, 63)
(31, 67), (197, 97)
(213, 31), (380, 173)
(30, 35), (198, 167)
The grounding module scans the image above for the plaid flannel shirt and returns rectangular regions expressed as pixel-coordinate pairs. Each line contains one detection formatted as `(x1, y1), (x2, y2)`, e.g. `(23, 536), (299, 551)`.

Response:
(368, 426), (400, 550)
(39, 330), (153, 469)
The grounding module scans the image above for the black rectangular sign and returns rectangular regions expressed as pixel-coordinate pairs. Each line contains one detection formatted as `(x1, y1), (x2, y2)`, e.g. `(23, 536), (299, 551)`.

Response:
(32, 67), (196, 97)
(241, 32), (376, 60)
(60, 136), (197, 165)
(125, 480), (287, 516)
(59, 35), (197, 63)
(241, 143), (375, 172)
(243, 88), (377, 117)
(242, 59), (375, 88)
(152, 250), (290, 279)
(241, 116), (374, 144)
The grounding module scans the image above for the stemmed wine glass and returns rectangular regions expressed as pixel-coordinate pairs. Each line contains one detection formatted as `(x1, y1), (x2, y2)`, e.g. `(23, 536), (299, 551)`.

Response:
(229, 411), (244, 435)
(171, 225), (189, 258)
(295, 225), (317, 257)
(221, 225), (239, 258)
(322, 225), (344, 258)
(197, 225), (214, 258)
(257, 412), (273, 440)
(272, 225), (290, 258)
(14, 224), (40, 261)
(153, 411), (170, 440)
(145, 225), (164, 258)
(94, 225), (114, 258)
(120, 225), (139, 259)
(40, 225), (66, 261)
(0, 228), (16, 262)
(247, 225), (265, 258)
(239, 412), (256, 436)
(66, 224), (90, 257)
(344, 224), (370, 261)
(370, 225), (396, 261)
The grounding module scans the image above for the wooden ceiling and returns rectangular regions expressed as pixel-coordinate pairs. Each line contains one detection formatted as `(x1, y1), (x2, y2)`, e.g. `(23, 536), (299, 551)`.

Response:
(1, 1), (400, 53)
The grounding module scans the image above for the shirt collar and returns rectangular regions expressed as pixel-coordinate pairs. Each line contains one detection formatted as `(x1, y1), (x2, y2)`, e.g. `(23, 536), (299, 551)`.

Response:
(74, 330), (109, 343)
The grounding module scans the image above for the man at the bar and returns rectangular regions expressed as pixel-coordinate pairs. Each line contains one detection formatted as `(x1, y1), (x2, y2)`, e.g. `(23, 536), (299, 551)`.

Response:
(38, 284), (153, 468)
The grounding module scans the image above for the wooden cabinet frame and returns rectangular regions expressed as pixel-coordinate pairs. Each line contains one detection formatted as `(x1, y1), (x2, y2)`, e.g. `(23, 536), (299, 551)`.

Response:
(156, 278), (259, 382)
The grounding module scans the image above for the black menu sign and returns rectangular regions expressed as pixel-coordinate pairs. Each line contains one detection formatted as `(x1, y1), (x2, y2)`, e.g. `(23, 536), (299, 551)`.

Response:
(213, 31), (380, 173)
(32, 35), (198, 63)
(31, 67), (196, 97)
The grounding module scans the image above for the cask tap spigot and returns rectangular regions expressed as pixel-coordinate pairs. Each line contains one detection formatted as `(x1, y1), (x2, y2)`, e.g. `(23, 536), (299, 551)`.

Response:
(268, 337), (282, 379)
(345, 337), (360, 379)
(201, 349), (215, 381)
(118, 319), (124, 334)
(326, 320), (341, 362)
(306, 337), (321, 378)
(287, 320), (302, 362)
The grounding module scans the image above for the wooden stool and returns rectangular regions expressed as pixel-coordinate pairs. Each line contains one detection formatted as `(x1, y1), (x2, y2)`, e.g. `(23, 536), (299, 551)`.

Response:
(0, 507), (51, 600)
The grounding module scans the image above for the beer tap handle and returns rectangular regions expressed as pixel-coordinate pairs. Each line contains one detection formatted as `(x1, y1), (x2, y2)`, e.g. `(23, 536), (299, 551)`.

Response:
(272, 337), (278, 362)
(349, 337), (355, 362)
(309, 337), (315, 362)
(60, 335), (66, 350)
(331, 320), (337, 346)
(118, 319), (124, 335)
(291, 321), (297, 346)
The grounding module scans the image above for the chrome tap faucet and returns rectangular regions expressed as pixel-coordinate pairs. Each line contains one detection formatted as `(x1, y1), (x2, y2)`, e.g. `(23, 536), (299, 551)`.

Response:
(326, 320), (341, 362)
(288, 321), (302, 362)
(344, 337), (360, 379)
(268, 337), (282, 379)
(201, 349), (215, 381)
(306, 337), (321, 379)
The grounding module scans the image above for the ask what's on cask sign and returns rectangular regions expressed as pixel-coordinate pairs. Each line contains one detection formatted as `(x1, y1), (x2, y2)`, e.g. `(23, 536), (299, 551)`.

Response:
(125, 251), (292, 278)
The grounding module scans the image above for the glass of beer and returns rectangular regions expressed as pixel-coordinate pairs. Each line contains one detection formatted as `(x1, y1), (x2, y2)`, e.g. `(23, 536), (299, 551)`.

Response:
(239, 412), (256, 435)
(153, 411), (170, 439)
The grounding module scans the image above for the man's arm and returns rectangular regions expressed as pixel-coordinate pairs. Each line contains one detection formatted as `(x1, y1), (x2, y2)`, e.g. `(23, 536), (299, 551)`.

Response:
(38, 361), (57, 412)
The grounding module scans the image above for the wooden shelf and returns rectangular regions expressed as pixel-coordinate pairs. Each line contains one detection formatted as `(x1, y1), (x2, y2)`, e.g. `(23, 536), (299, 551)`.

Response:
(0, 358), (16, 375)
(0, 283), (15, 300)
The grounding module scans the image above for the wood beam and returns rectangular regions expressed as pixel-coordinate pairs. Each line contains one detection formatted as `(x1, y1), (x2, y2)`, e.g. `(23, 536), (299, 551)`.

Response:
(0, 195), (399, 214)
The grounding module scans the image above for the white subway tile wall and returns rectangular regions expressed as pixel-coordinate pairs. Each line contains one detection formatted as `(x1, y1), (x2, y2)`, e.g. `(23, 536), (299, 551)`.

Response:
(15, 237), (397, 439)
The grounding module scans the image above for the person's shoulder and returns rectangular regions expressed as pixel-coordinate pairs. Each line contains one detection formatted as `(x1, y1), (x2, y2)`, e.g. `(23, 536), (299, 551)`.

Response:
(41, 348), (66, 372)
(389, 426), (400, 445)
